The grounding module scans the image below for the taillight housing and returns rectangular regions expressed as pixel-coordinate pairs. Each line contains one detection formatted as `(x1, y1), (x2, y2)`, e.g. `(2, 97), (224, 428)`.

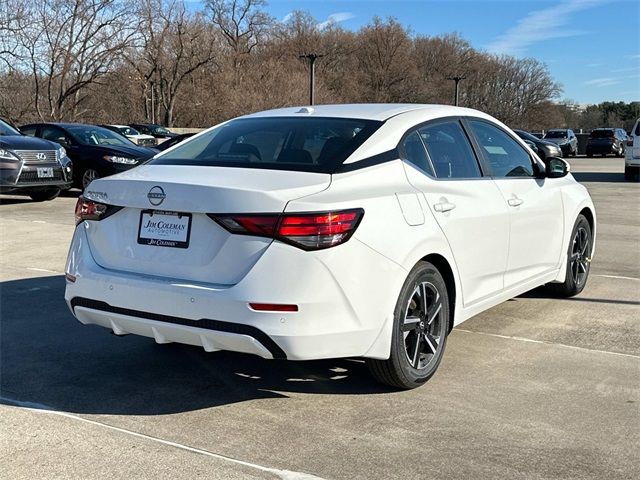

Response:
(75, 196), (121, 225)
(209, 209), (364, 251)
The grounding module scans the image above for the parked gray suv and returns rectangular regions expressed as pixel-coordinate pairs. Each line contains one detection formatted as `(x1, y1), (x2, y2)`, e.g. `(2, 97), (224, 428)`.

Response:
(543, 129), (578, 157)
(0, 118), (72, 201)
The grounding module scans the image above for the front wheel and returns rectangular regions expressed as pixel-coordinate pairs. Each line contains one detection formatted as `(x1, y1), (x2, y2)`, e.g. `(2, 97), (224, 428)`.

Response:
(546, 214), (592, 297)
(82, 168), (99, 189)
(366, 261), (450, 389)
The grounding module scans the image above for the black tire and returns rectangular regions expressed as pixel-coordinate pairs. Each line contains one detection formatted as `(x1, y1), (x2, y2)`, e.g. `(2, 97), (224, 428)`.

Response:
(546, 214), (592, 297)
(366, 261), (450, 389)
(585, 150), (592, 158)
(29, 188), (60, 202)
(625, 167), (639, 182)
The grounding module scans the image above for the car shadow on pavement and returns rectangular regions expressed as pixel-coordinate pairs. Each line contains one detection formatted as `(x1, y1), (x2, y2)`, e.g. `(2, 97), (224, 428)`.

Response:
(0, 275), (395, 416)
(572, 172), (627, 183)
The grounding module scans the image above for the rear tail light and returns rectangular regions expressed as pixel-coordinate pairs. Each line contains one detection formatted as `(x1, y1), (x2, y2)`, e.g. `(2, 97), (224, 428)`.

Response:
(627, 139), (634, 147)
(249, 303), (299, 312)
(74, 196), (121, 225)
(209, 209), (364, 250)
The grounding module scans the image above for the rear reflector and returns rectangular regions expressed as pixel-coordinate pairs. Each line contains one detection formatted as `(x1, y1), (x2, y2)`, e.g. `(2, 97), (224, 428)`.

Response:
(209, 209), (364, 250)
(249, 303), (299, 312)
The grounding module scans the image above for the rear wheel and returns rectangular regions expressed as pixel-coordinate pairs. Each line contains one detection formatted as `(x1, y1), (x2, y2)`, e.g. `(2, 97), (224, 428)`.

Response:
(366, 261), (450, 389)
(29, 188), (60, 202)
(546, 215), (592, 297)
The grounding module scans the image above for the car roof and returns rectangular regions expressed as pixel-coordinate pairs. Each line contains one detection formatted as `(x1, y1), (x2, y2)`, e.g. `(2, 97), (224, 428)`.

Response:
(239, 103), (487, 122)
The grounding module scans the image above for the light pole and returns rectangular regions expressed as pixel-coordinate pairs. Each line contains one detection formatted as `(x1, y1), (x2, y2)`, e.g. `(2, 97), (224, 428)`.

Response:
(299, 53), (324, 105)
(446, 76), (466, 106)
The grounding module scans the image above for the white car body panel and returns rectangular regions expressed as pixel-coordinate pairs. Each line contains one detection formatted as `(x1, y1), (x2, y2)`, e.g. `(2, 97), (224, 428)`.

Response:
(65, 104), (596, 363)
(626, 118), (640, 166)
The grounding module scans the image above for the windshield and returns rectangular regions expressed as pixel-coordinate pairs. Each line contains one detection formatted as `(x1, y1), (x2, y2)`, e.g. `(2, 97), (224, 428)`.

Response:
(515, 130), (539, 142)
(590, 129), (614, 138)
(151, 117), (382, 173)
(544, 131), (567, 139)
(67, 125), (133, 146)
(152, 126), (171, 135)
(0, 119), (21, 136)
(118, 126), (140, 136)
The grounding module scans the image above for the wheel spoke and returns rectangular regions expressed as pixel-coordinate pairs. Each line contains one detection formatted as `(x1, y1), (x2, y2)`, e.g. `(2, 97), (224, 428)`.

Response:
(402, 315), (421, 331)
(420, 283), (428, 316)
(411, 333), (421, 368)
(424, 333), (438, 355)
(426, 298), (442, 326)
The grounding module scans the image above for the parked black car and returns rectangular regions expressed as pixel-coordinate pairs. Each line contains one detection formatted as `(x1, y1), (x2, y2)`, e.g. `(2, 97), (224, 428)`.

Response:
(513, 129), (563, 160)
(543, 129), (578, 157)
(0, 118), (72, 201)
(128, 123), (177, 144)
(586, 128), (628, 157)
(154, 132), (195, 151)
(20, 123), (157, 189)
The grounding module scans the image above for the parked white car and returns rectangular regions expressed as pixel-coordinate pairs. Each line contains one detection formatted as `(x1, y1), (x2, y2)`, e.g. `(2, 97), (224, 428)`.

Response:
(102, 125), (157, 147)
(625, 118), (640, 181)
(65, 104), (596, 389)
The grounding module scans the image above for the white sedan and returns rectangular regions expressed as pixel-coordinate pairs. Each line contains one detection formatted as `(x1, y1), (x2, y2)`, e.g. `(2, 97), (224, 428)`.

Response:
(65, 104), (596, 389)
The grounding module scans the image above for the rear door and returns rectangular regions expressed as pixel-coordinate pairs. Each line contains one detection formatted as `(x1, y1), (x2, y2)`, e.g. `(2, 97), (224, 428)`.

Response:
(400, 119), (510, 306)
(465, 119), (564, 288)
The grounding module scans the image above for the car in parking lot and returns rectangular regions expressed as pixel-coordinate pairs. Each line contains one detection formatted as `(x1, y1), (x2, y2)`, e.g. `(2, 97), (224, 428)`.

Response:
(100, 125), (157, 147)
(129, 123), (177, 144)
(586, 128), (627, 157)
(625, 118), (640, 181)
(66, 104), (596, 389)
(0, 118), (72, 201)
(513, 129), (563, 159)
(543, 129), (578, 157)
(20, 123), (158, 189)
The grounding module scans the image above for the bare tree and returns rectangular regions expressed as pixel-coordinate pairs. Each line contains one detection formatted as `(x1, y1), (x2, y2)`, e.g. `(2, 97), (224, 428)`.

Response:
(206, 0), (271, 84)
(9, 0), (136, 121)
(356, 17), (416, 102)
(131, 0), (219, 127)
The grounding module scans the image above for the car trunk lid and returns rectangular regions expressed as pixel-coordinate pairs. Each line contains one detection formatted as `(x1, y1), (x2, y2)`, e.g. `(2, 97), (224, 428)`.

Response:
(82, 165), (331, 285)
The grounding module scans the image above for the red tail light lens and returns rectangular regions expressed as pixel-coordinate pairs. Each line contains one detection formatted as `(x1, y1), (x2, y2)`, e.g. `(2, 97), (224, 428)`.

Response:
(209, 209), (364, 250)
(74, 196), (122, 225)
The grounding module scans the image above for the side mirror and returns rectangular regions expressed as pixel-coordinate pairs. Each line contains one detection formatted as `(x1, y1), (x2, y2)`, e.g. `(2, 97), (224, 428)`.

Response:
(544, 156), (570, 178)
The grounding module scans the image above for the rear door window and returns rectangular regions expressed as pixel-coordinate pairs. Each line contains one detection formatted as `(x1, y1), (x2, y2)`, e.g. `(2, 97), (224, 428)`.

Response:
(152, 117), (382, 173)
(418, 121), (482, 179)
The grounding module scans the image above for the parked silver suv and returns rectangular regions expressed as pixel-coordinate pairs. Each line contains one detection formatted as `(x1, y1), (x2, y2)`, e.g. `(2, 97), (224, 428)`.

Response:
(0, 118), (72, 201)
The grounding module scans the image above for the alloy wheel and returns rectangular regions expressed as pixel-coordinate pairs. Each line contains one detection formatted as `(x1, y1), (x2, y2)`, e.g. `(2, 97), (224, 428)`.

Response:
(82, 169), (98, 189)
(401, 281), (446, 370)
(570, 226), (590, 288)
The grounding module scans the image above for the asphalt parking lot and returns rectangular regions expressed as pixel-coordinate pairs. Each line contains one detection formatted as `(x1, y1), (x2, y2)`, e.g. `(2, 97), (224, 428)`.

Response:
(1, 156), (638, 479)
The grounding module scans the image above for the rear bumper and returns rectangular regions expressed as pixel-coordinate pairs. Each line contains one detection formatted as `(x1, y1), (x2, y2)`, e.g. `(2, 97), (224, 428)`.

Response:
(65, 226), (405, 360)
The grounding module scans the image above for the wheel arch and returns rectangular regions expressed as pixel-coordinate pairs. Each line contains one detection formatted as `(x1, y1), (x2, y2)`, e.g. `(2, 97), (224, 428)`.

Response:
(421, 253), (456, 333)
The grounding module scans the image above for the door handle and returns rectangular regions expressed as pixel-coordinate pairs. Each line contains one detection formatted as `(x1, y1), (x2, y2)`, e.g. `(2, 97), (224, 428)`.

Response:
(508, 197), (524, 207)
(434, 201), (456, 213)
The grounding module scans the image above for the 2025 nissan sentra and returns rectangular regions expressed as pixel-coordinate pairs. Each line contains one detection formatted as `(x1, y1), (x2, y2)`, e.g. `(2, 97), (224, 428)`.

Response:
(65, 104), (596, 389)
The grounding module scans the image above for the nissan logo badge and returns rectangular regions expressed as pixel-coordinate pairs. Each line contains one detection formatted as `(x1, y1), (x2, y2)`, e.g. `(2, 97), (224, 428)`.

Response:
(147, 186), (166, 206)
(36, 152), (46, 161)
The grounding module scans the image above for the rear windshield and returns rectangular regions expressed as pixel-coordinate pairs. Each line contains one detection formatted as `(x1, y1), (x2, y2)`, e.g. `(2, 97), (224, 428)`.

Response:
(544, 130), (567, 138)
(151, 117), (382, 173)
(590, 129), (614, 138)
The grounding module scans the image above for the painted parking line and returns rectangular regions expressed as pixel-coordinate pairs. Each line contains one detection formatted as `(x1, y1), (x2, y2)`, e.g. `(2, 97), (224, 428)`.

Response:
(454, 329), (640, 360)
(0, 397), (326, 480)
